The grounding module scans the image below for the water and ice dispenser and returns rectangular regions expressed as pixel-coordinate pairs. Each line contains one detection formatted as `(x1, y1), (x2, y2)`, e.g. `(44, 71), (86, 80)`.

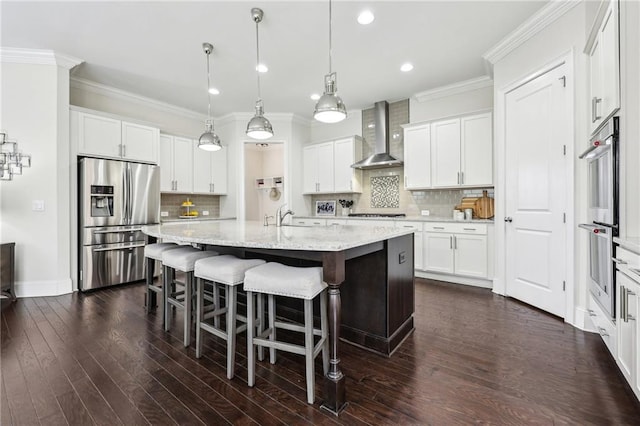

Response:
(90, 185), (114, 217)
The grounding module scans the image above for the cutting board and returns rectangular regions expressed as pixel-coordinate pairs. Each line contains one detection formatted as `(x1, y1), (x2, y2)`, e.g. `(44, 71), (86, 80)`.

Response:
(474, 190), (494, 219)
(455, 197), (478, 216)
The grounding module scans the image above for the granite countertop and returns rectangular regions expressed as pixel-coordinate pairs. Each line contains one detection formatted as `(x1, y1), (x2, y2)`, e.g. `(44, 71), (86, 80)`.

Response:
(294, 215), (494, 224)
(142, 220), (413, 251)
(160, 216), (236, 223)
(614, 236), (640, 255)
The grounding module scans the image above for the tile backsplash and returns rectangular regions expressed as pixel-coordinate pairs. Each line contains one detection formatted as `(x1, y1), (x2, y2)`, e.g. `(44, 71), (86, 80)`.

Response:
(160, 193), (220, 220)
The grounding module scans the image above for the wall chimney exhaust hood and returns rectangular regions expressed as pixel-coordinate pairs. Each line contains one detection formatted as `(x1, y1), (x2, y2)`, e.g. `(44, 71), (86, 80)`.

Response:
(351, 100), (403, 169)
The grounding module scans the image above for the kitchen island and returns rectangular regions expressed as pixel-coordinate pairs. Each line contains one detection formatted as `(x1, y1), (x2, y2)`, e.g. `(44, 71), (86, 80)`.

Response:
(142, 220), (415, 414)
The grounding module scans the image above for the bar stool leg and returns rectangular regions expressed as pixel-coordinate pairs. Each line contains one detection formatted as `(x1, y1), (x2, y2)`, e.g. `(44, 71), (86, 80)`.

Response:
(184, 272), (193, 347)
(163, 265), (172, 332)
(268, 294), (276, 364)
(247, 290), (255, 387)
(226, 285), (237, 379)
(304, 298), (315, 404)
(196, 277), (204, 358)
(146, 257), (156, 313)
(257, 293), (265, 362)
(320, 289), (329, 374)
(213, 283), (221, 329)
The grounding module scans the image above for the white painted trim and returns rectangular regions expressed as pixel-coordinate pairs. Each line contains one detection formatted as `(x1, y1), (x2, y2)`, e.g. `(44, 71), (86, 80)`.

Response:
(70, 77), (208, 122)
(415, 271), (493, 289)
(482, 0), (581, 68)
(15, 278), (73, 298)
(584, 0), (609, 54)
(0, 47), (83, 69)
(413, 76), (493, 103)
(495, 51), (575, 323)
(572, 306), (592, 331)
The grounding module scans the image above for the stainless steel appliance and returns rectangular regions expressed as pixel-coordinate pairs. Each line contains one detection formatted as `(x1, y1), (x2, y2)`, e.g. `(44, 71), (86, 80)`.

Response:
(79, 158), (160, 291)
(579, 116), (619, 318)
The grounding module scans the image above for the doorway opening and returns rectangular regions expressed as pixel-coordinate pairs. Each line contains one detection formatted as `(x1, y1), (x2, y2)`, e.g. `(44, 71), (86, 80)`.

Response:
(244, 142), (285, 221)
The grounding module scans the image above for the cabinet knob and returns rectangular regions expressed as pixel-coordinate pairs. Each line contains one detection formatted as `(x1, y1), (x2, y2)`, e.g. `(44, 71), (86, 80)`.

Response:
(504, 217), (513, 223)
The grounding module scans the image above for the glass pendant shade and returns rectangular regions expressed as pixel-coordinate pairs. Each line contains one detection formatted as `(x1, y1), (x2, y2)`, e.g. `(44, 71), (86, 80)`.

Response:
(314, 73), (346, 123)
(198, 120), (222, 151)
(246, 101), (273, 140)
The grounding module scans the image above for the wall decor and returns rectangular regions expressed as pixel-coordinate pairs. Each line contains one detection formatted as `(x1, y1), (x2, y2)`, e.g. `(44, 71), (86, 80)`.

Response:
(0, 130), (32, 181)
(371, 175), (399, 208)
(316, 200), (336, 216)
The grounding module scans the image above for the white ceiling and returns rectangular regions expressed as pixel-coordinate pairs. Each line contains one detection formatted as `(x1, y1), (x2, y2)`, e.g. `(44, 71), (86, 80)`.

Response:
(1, 1), (548, 120)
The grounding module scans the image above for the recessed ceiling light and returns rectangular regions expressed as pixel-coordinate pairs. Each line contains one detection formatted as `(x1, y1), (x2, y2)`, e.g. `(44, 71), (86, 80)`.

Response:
(208, 87), (220, 95)
(357, 10), (375, 25)
(256, 63), (268, 73)
(400, 63), (414, 72)
(310, 93), (321, 101)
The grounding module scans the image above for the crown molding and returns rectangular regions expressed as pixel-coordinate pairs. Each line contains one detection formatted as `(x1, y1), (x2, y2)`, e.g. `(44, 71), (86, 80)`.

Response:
(413, 76), (493, 103)
(0, 47), (83, 69)
(70, 77), (207, 122)
(482, 0), (581, 68)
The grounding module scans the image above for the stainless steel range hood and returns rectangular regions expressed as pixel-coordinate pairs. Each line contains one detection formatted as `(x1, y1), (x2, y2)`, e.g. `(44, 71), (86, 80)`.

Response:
(351, 101), (403, 169)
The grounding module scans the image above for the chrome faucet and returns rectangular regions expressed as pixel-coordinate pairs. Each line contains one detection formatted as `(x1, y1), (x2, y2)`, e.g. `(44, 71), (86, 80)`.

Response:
(276, 204), (294, 227)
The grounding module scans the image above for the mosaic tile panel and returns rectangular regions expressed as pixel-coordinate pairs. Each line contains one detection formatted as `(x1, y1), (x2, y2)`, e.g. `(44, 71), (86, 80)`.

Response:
(370, 175), (400, 208)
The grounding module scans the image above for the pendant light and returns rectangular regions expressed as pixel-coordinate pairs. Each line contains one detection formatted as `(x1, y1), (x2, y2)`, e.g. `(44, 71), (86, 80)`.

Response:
(314, 0), (347, 123)
(198, 42), (222, 151)
(246, 7), (273, 140)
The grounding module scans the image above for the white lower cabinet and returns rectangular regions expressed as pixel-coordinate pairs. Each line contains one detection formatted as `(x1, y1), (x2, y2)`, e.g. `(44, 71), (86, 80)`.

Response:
(423, 223), (488, 278)
(291, 218), (326, 227)
(614, 245), (640, 400)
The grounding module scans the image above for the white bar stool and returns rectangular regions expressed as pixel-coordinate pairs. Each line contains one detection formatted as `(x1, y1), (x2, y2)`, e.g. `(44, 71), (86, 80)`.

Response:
(162, 247), (218, 347)
(244, 262), (329, 404)
(144, 242), (182, 315)
(193, 255), (266, 379)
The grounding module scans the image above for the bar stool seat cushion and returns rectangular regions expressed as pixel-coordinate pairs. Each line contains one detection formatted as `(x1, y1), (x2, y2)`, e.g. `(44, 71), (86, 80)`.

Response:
(244, 262), (326, 300)
(144, 242), (182, 260)
(162, 248), (219, 272)
(195, 255), (266, 286)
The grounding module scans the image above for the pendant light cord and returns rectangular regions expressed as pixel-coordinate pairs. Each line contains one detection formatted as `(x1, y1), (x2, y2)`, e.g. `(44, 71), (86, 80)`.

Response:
(328, 0), (333, 74)
(255, 20), (262, 102)
(206, 52), (212, 121)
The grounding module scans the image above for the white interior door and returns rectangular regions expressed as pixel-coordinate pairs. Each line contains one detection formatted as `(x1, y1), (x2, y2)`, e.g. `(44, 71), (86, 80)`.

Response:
(504, 63), (569, 318)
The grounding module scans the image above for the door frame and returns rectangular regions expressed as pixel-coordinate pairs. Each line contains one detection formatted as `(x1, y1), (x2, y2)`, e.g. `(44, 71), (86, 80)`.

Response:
(494, 51), (575, 324)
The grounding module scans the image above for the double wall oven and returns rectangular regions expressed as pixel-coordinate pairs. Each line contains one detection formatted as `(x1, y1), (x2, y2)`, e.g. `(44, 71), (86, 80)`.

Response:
(579, 116), (619, 319)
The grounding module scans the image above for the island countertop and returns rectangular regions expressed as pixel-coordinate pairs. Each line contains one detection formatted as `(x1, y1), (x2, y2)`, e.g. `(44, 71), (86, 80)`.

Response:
(142, 220), (414, 251)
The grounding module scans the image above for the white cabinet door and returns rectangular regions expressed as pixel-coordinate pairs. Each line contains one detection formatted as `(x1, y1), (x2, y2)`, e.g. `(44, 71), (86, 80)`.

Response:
(424, 232), (454, 274)
(589, 36), (602, 133)
(617, 272), (635, 385)
(454, 234), (487, 278)
(599, 0), (620, 124)
(76, 111), (122, 159)
(173, 136), (193, 193)
(317, 142), (334, 193)
(461, 113), (493, 186)
(210, 149), (227, 194)
(431, 119), (461, 187)
(303, 145), (319, 193)
(192, 142), (212, 193)
(121, 121), (159, 163)
(334, 137), (361, 193)
(403, 124), (431, 189)
(292, 218), (326, 226)
(159, 135), (174, 192)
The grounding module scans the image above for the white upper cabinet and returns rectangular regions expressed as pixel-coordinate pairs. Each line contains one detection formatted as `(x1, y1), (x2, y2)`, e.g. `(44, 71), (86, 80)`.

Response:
(73, 109), (159, 164)
(303, 136), (363, 194)
(587, 0), (620, 134)
(333, 137), (363, 193)
(403, 123), (431, 189)
(159, 134), (193, 193)
(193, 142), (227, 194)
(431, 112), (493, 188)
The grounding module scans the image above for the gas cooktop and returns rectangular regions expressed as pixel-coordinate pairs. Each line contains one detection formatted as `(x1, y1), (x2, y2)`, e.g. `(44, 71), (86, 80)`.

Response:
(348, 213), (406, 218)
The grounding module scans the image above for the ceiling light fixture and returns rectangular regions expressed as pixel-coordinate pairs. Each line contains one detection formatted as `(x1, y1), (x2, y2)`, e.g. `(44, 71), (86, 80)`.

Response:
(357, 10), (375, 25)
(246, 7), (273, 140)
(208, 87), (220, 95)
(310, 93), (321, 101)
(400, 62), (414, 72)
(256, 63), (268, 73)
(198, 42), (222, 151)
(313, 0), (347, 124)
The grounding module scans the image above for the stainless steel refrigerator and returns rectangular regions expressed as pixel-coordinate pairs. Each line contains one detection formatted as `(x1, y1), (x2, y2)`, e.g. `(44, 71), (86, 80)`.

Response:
(78, 158), (160, 291)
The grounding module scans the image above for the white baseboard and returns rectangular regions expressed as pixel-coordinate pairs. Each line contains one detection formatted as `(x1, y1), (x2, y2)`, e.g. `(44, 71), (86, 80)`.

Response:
(415, 270), (493, 289)
(15, 278), (73, 298)
(573, 305), (597, 332)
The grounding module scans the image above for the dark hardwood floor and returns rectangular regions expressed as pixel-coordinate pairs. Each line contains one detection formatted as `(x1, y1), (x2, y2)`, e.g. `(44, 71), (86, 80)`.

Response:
(1, 278), (639, 425)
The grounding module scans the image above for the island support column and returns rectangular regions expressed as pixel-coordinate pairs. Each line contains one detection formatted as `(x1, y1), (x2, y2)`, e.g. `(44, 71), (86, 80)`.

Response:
(321, 251), (347, 415)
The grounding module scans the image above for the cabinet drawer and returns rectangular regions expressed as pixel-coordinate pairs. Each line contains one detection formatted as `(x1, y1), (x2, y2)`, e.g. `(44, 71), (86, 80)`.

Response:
(424, 223), (487, 235)
(292, 218), (325, 227)
(588, 294), (617, 357)
(326, 219), (347, 226)
(395, 221), (423, 231)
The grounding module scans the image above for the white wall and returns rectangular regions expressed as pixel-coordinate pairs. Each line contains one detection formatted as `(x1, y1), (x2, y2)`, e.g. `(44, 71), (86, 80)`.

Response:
(410, 86), (493, 123)
(0, 58), (76, 296)
(491, 3), (588, 325)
